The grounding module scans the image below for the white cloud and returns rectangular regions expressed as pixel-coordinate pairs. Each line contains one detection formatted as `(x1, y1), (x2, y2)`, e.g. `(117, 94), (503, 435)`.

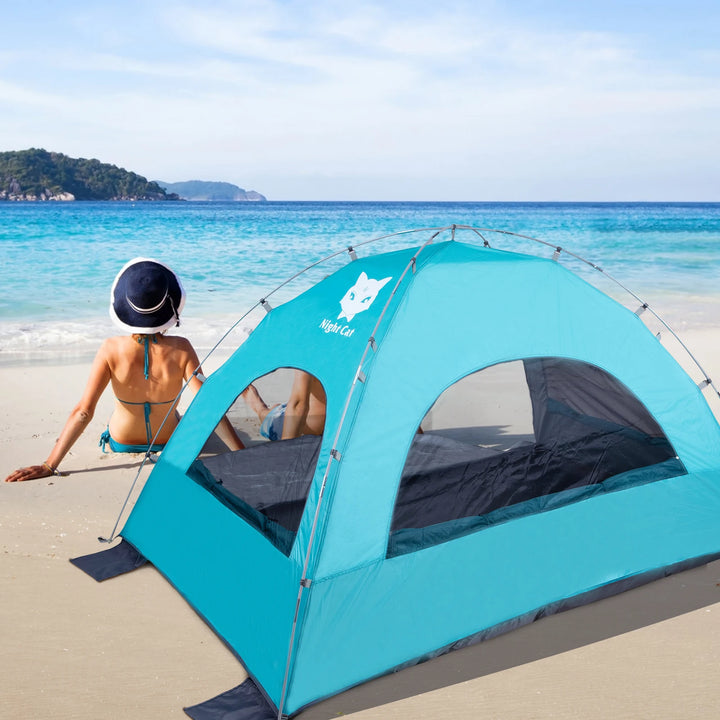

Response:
(1, 1), (718, 199)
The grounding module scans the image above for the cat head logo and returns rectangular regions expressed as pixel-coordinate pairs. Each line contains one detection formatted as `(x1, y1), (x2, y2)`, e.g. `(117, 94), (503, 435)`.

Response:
(338, 272), (392, 322)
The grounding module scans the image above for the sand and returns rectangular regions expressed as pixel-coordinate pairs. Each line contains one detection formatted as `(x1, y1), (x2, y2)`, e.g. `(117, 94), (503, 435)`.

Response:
(2, 327), (720, 719)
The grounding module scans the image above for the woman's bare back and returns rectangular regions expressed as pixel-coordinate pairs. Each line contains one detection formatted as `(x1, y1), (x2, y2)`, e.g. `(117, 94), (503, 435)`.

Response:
(105, 334), (200, 445)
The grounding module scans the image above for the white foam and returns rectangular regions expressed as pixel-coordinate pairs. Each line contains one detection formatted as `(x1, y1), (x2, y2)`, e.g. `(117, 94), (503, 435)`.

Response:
(1, 291), (717, 368)
(0, 311), (263, 366)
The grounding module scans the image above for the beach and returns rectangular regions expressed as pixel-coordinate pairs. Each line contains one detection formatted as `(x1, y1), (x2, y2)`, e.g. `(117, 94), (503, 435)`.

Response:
(3, 0), (720, 708)
(2, 323), (720, 720)
(3, 0), (720, 703)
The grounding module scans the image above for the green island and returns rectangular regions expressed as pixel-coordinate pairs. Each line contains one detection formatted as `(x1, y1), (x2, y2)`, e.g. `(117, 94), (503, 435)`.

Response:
(0, 149), (180, 201)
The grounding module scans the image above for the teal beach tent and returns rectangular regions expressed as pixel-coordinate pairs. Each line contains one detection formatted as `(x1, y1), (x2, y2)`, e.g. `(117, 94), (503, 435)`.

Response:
(73, 228), (720, 719)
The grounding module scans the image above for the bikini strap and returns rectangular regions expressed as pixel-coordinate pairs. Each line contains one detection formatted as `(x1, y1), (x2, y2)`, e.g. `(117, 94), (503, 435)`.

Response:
(107, 396), (175, 447)
(143, 401), (152, 445)
(108, 402), (158, 445)
(137, 334), (158, 380)
(117, 398), (175, 406)
(117, 397), (175, 406)
(118, 335), (168, 444)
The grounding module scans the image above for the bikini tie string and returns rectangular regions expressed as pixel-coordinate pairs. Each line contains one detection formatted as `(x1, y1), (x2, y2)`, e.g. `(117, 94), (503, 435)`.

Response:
(143, 402), (152, 447)
(138, 334), (158, 380)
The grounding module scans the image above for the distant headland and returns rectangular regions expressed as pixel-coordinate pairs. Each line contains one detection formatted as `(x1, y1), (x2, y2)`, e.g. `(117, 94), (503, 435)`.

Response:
(0, 149), (265, 202)
(157, 180), (266, 202)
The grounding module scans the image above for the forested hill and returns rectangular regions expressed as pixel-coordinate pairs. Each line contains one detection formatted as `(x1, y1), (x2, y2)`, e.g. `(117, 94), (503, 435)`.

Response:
(0, 149), (180, 201)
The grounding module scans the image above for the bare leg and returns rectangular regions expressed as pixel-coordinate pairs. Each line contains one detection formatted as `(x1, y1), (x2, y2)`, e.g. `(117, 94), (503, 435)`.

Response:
(241, 384), (272, 423)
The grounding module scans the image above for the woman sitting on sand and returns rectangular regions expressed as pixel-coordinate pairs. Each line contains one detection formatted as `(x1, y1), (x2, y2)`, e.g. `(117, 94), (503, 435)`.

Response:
(5, 257), (244, 483)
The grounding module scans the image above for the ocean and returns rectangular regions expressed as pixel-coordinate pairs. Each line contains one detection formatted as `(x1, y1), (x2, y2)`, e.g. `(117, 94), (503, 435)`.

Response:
(1, 201), (719, 364)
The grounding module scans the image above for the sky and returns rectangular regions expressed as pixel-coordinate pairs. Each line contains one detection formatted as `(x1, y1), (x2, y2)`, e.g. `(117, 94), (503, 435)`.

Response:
(1, 0), (719, 201)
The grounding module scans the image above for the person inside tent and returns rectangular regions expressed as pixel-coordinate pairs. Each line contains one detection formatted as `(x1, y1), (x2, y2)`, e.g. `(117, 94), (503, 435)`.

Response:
(5, 257), (244, 483)
(242, 370), (327, 441)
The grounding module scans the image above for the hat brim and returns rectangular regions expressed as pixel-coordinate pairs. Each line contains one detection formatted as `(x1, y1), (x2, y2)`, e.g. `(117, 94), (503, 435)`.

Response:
(109, 257), (186, 334)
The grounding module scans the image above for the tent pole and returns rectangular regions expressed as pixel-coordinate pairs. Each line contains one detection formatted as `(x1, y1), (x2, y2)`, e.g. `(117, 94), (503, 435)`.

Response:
(275, 239), (438, 719)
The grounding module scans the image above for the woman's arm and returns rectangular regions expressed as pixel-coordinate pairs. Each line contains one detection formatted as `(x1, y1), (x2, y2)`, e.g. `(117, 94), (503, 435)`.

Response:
(183, 348), (245, 452)
(5, 343), (112, 482)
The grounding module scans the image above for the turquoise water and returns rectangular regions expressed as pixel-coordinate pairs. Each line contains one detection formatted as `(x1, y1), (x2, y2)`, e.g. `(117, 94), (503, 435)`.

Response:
(1, 201), (719, 361)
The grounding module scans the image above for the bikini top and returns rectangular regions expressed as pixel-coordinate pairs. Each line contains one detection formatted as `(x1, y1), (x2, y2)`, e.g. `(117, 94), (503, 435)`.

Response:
(115, 335), (176, 406)
(115, 335), (177, 443)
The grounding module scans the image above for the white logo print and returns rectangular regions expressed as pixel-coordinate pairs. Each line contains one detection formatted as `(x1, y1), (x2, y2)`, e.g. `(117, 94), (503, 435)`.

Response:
(337, 272), (392, 322)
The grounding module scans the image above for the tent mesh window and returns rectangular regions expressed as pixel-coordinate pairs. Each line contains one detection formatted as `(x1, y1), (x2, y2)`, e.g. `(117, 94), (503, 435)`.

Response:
(187, 368), (324, 556)
(388, 358), (686, 557)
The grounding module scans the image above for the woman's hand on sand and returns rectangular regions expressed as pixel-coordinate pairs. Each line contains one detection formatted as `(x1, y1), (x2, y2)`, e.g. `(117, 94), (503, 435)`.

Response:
(4, 465), (54, 482)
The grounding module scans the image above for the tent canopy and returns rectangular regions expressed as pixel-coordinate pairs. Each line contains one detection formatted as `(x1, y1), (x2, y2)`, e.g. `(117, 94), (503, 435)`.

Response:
(81, 237), (720, 718)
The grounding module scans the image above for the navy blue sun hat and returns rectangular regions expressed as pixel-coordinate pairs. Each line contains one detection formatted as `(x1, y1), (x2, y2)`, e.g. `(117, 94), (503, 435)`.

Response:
(109, 258), (186, 334)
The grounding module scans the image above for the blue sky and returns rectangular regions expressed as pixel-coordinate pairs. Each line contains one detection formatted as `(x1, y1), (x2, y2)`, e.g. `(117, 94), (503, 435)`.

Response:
(1, 1), (718, 200)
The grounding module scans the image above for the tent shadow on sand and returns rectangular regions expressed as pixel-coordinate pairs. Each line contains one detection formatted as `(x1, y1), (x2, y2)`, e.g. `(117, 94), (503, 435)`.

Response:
(302, 557), (720, 718)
